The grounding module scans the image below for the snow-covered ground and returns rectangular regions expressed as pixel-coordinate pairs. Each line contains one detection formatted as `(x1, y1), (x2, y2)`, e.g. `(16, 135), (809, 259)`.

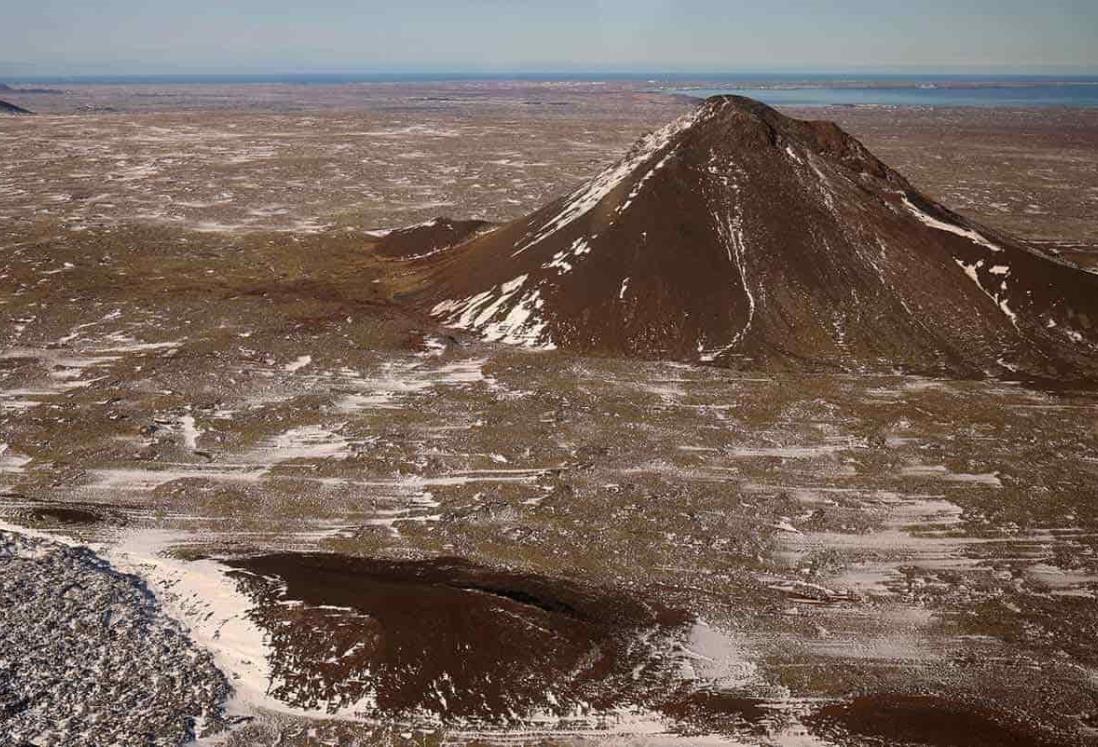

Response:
(0, 528), (228, 745)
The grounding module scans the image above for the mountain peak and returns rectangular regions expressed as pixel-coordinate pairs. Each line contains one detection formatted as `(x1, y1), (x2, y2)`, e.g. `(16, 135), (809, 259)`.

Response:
(688, 95), (898, 185)
(696, 93), (803, 130)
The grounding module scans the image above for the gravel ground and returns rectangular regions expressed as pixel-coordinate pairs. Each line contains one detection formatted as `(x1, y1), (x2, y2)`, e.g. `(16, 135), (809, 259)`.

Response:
(0, 530), (228, 746)
(2, 81), (1097, 744)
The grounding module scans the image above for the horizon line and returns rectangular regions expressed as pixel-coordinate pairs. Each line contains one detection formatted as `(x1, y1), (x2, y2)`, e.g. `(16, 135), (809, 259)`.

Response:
(6, 67), (1098, 83)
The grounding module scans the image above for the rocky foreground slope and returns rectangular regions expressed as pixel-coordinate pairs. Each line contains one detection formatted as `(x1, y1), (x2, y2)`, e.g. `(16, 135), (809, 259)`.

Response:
(0, 531), (226, 744)
(391, 96), (1098, 380)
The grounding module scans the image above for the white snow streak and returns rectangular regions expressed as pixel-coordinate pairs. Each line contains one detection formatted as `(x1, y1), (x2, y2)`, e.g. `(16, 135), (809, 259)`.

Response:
(178, 415), (201, 451)
(431, 275), (556, 350)
(902, 196), (1004, 253)
(0, 443), (32, 474)
(284, 355), (312, 373)
(806, 153), (837, 213)
(616, 150), (676, 215)
(699, 160), (755, 362)
(541, 238), (592, 275)
(900, 194), (1022, 329)
(480, 287), (553, 348)
(954, 258), (1020, 328)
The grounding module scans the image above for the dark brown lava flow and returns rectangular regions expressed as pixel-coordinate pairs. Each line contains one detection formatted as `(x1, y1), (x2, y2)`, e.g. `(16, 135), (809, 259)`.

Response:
(25, 506), (104, 526)
(226, 554), (691, 723)
(404, 96), (1098, 381)
(806, 694), (1066, 746)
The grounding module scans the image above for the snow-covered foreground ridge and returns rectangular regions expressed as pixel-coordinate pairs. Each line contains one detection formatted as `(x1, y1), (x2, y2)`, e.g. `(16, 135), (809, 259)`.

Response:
(0, 523), (227, 745)
(0, 520), (788, 741)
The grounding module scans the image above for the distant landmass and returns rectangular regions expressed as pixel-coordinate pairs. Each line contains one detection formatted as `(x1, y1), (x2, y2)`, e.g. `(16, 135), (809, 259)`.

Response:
(0, 82), (63, 94)
(2, 72), (1096, 107)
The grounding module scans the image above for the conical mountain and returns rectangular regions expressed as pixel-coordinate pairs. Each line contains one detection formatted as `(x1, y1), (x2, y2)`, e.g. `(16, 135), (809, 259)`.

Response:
(397, 96), (1098, 379)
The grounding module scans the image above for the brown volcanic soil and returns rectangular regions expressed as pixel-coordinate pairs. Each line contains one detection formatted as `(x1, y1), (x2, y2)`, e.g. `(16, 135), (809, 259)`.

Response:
(407, 96), (1098, 381)
(3, 84), (1098, 745)
(23, 505), (105, 525)
(225, 553), (691, 722)
(371, 217), (492, 260)
(806, 693), (1064, 746)
(658, 691), (773, 736)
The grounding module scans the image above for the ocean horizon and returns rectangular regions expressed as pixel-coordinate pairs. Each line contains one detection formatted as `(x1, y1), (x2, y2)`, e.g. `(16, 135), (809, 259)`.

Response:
(7, 70), (1098, 84)
(7, 71), (1098, 107)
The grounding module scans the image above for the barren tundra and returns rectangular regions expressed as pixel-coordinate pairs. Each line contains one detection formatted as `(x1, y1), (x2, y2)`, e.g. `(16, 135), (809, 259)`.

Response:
(2, 81), (1098, 746)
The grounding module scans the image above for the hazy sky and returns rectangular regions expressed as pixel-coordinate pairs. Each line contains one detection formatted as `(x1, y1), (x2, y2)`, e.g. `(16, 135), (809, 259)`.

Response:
(5, 0), (1097, 75)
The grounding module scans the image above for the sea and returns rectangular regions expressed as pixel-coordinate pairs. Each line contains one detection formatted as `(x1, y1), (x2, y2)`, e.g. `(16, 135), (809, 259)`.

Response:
(8, 72), (1098, 108)
(667, 76), (1098, 108)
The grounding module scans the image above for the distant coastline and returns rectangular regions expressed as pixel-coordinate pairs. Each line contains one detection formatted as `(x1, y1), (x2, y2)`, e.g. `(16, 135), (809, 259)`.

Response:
(4, 72), (1098, 108)
(670, 80), (1098, 108)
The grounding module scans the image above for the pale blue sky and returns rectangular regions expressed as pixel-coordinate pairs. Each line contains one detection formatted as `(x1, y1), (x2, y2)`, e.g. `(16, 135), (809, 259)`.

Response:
(4, 0), (1097, 75)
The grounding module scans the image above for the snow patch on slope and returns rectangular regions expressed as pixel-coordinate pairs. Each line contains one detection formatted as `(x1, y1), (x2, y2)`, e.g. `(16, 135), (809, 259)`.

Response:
(805, 152), (838, 213)
(902, 196), (1004, 253)
(954, 258), (1020, 328)
(284, 355), (312, 373)
(900, 194), (1026, 330)
(616, 150), (677, 216)
(699, 155), (755, 362)
(676, 621), (758, 690)
(432, 275), (556, 350)
(619, 277), (631, 300)
(179, 415), (202, 451)
(542, 238), (592, 275)
(700, 216), (755, 362)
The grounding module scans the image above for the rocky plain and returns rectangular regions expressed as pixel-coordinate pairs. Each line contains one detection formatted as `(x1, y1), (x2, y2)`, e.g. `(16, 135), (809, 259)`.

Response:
(2, 79), (1098, 745)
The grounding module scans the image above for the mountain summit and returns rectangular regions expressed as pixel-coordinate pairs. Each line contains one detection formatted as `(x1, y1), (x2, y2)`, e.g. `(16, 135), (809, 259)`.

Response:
(400, 96), (1098, 379)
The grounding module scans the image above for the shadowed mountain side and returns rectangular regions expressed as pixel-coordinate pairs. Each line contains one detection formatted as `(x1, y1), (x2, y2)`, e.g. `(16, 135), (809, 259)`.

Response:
(0, 99), (33, 115)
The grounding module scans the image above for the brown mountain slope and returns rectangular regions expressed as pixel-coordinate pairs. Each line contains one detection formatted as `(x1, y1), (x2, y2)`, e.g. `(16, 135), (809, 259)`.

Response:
(400, 96), (1098, 380)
